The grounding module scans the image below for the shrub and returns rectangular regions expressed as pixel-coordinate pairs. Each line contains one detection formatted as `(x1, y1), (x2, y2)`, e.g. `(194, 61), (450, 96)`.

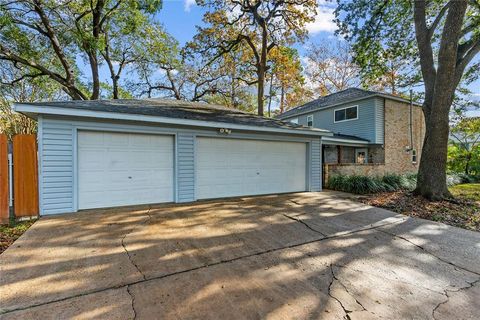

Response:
(328, 173), (416, 194)
(328, 172), (477, 195)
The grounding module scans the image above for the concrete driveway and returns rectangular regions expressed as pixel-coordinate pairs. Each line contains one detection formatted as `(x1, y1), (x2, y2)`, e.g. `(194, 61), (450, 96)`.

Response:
(1, 191), (479, 319)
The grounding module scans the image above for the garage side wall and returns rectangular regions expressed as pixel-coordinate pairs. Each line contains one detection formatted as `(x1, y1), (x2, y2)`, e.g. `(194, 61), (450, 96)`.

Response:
(38, 116), (323, 215)
(310, 138), (322, 192)
(38, 116), (75, 215)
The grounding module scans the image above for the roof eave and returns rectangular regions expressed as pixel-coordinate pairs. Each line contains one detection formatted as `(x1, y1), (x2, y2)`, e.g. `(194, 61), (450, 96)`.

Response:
(13, 103), (333, 137)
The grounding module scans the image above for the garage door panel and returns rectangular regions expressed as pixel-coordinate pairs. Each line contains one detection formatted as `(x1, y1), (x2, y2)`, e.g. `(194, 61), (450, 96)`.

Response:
(78, 131), (174, 210)
(197, 138), (307, 199)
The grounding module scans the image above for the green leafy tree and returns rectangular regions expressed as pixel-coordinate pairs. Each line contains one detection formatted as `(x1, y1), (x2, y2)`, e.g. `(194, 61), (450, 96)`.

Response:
(336, 0), (480, 200)
(449, 117), (480, 175)
(0, 0), (165, 100)
(0, 63), (64, 139)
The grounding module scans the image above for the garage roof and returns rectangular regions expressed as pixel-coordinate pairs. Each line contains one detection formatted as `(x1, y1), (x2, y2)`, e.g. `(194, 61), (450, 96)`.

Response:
(14, 99), (332, 137)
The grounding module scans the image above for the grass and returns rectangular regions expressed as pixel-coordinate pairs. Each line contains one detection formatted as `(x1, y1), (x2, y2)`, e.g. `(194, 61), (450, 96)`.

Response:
(450, 183), (480, 202)
(0, 220), (36, 254)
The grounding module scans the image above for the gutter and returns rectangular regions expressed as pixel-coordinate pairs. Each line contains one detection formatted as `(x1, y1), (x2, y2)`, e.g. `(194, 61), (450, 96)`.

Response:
(13, 103), (333, 137)
(322, 136), (370, 147)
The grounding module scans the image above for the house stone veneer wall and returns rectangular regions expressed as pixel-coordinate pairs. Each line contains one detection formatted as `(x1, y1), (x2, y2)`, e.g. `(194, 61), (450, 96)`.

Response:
(383, 99), (425, 174)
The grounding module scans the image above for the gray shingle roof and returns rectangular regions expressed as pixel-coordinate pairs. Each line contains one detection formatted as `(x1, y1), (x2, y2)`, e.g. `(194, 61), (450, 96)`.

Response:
(277, 88), (420, 119)
(331, 133), (370, 142)
(17, 98), (329, 133)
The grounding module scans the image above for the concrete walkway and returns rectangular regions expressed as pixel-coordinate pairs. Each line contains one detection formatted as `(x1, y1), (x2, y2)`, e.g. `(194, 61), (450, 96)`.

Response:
(1, 191), (479, 319)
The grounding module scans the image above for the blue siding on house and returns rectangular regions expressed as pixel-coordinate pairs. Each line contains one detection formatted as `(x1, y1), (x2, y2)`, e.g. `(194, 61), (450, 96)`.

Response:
(288, 97), (384, 144)
(40, 119), (75, 215)
(38, 116), (323, 215)
(310, 138), (322, 191)
(176, 132), (195, 202)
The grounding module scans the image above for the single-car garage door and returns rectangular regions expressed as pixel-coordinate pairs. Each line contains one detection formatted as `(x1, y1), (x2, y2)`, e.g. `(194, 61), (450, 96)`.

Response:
(196, 137), (307, 199)
(78, 131), (174, 209)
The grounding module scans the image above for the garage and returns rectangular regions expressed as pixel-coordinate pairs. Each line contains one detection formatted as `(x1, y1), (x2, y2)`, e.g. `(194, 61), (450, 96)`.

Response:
(196, 137), (307, 199)
(78, 131), (174, 209)
(14, 99), (330, 215)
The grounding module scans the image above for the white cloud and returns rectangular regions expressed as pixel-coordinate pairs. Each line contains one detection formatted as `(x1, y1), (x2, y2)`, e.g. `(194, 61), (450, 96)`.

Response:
(184, 0), (196, 12)
(306, 3), (337, 34)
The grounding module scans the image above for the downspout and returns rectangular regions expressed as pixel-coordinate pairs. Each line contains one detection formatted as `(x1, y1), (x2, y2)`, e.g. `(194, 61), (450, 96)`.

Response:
(409, 89), (413, 151)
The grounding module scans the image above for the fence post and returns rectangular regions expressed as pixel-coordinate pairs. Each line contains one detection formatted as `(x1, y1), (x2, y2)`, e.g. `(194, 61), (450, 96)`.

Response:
(13, 134), (39, 219)
(0, 134), (8, 224)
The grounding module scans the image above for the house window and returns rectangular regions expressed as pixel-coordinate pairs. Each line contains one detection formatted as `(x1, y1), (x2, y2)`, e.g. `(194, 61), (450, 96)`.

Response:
(290, 118), (299, 124)
(307, 115), (313, 127)
(412, 149), (417, 163)
(355, 148), (368, 164)
(334, 106), (358, 123)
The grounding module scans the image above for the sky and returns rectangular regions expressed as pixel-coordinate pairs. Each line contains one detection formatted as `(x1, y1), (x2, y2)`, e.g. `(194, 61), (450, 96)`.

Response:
(104, 0), (480, 116)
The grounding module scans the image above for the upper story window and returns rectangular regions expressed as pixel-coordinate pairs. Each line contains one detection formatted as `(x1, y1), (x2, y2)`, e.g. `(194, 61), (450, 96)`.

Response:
(290, 118), (299, 124)
(334, 106), (358, 123)
(307, 115), (313, 127)
(412, 149), (417, 163)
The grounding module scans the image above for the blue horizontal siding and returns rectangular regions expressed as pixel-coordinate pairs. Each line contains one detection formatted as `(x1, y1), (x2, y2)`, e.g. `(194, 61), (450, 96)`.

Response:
(176, 133), (195, 202)
(310, 139), (322, 191)
(40, 119), (74, 215)
(293, 97), (382, 143)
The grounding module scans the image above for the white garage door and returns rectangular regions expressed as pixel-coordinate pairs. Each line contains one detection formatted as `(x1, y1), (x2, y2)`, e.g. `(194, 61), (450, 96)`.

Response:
(196, 137), (307, 199)
(78, 131), (174, 209)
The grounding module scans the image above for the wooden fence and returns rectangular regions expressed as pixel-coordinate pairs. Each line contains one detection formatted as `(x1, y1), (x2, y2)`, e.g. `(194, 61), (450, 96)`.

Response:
(0, 134), (39, 224)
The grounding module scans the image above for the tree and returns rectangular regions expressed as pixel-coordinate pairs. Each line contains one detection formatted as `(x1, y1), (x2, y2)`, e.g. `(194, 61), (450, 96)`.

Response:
(191, 0), (317, 115)
(304, 41), (360, 96)
(0, 62), (64, 139)
(0, 0), (165, 100)
(336, 0), (480, 200)
(267, 46), (308, 114)
(449, 117), (480, 175)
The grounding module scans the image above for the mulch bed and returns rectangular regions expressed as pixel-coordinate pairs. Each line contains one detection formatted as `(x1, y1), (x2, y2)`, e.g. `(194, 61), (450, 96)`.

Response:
(0, 220), (36, 255)
(358, 191), (480, 232)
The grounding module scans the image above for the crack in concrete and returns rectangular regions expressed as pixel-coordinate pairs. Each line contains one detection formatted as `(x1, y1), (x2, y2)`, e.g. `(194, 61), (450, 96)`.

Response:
(121, 207), (152, 281)
(432, 277), (480, 320)
(378, 229), (480, 277)
(327, 264), (351, 320)
(0, 218), (405, 315)
(282, 213), (327, 237)
(327, 264), (367, 319)
(126, 285), (137, 320)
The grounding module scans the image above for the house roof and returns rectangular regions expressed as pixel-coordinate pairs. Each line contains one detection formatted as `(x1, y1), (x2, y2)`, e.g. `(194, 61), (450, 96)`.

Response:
(277, 88), (422, 119)
(14, 98), (332, 137)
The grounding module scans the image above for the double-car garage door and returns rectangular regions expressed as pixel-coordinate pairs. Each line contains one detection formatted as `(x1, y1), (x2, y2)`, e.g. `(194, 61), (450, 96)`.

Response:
(78, 131), (307, 210)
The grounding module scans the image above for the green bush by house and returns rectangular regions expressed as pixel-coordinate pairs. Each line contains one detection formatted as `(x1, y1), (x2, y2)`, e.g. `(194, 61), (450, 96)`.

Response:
(327, 173), (477, 194)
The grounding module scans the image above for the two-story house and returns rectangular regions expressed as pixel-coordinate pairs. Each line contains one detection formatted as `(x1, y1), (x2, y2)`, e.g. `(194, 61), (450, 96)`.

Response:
(277, 88), (425, 183)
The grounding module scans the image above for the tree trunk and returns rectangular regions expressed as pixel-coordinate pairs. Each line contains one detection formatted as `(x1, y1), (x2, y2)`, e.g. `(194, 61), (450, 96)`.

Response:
(414, 98), (452, 200)
(88, 52), (100, 100)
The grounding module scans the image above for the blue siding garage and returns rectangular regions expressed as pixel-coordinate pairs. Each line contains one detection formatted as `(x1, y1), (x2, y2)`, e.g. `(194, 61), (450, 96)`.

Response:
(15, 100), (331, 215)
